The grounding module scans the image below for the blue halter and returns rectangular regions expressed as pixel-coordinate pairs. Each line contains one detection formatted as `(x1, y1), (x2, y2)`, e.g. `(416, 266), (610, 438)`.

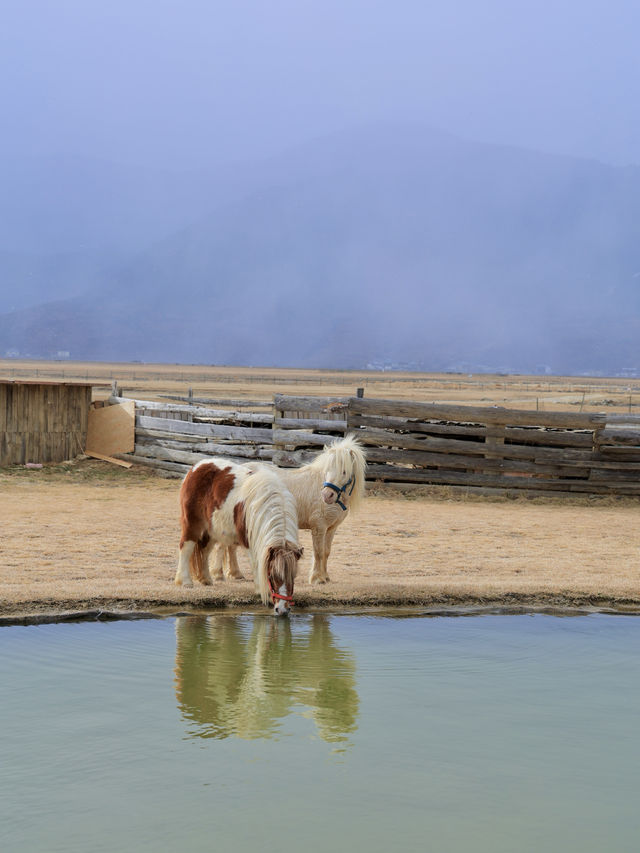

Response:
(322, 474), (355, 511)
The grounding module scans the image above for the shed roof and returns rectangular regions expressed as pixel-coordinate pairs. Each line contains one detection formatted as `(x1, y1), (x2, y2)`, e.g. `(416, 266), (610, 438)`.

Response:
(0, 378), (110, 388)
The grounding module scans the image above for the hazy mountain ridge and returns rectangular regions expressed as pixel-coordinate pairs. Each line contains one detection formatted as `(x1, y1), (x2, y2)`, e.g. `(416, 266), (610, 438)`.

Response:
(1, 154), (253, 253)
(2, 125), (639, 373)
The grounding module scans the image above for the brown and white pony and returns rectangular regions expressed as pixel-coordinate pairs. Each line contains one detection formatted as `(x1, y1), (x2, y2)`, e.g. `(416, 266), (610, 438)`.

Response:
(175, 458), (302, 615)
(218, 435), (366, 585)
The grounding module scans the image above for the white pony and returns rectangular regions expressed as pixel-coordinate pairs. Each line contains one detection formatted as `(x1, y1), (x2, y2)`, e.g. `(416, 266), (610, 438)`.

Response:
(216, 435), (366, 585)
(175, 458), (303, 615)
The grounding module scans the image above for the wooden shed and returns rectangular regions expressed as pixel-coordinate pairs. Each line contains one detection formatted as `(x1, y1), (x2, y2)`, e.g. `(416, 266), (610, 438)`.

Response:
(0, 380), (96, 467)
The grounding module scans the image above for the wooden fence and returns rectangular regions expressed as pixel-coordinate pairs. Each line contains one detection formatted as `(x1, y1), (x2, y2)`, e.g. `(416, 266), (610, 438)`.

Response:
(345, 396), (640, 497)
(114, 393), (640, 497)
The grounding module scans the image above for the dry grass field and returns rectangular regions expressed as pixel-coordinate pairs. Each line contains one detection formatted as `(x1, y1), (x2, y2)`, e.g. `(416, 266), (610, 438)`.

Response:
(1, 360), (639, 622)
(3, 357), (640, 413)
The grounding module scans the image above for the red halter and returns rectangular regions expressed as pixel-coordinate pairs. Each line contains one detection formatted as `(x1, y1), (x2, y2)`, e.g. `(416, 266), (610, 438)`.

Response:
(268, 573), (294, 605)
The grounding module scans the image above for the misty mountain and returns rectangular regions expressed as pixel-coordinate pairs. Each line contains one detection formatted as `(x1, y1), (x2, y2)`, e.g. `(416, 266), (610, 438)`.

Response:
(2, 124), (639, 373)
(1, 154), (249, 254)
(0, 249), (115, 314)
(0, 151), (290, 309)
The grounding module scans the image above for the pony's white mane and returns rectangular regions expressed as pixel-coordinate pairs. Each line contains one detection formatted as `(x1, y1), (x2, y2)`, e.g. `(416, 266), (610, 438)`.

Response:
(239, 465), (299, 604)
(307, 434), (366, 513)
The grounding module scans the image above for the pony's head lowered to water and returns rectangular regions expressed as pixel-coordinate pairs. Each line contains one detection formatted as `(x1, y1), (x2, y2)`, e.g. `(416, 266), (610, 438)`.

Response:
(265, 542), (304, 616)
(239, 465), (303, 616)
(315, 435), (366, 512)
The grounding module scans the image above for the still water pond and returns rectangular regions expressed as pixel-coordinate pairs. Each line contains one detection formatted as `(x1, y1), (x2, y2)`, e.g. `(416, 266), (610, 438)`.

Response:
(1, 613), (639, 852)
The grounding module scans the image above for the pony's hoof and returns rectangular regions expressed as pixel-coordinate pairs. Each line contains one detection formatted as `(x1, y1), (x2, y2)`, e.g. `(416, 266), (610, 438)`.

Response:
(309, 574), (330, 585)
(175, 578), (193, 588)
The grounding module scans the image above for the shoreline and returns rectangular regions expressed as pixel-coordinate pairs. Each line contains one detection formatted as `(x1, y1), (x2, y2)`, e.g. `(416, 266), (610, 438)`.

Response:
(2, 460), (638, 625)
(4, 596), (640, 627)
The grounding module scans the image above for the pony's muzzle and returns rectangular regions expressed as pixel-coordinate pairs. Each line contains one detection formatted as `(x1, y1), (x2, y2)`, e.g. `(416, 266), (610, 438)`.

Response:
(321, 487), (337, 504)
(273, 599), (290, 617)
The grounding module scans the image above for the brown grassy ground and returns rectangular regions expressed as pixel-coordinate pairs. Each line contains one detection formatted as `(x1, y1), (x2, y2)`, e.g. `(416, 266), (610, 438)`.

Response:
(2, 358), (640, 413)
(1, 459), (638, 622)
(2, 362), (639, 622)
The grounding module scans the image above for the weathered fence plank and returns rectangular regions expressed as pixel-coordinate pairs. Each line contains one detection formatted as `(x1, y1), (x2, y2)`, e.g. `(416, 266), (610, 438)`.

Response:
(274, 416), (348, 431)
(159, 395), (273, 408)
(132, 442), (265, 468)
(136, 436), (275, 460)
(272, 448), (320, 467)
(115, 453), (190, 475)
(349, 413), (596, 447)
(274, 394), (349, 413)
(271, 429), (337, 448)
(362, 446), (587, 477)
(136, 415), (273, 443)
(598, 427), (640, 446)
(348, 397), (608, 429)
(363, 463), (640, 495)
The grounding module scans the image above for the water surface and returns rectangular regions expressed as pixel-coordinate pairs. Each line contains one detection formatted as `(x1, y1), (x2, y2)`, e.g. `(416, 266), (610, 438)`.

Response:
(1, 613), (639, 852)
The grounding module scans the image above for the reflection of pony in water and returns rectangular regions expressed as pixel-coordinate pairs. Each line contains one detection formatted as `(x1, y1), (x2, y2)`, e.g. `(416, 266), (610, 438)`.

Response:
(218, 435), (366, 585)
(175, 459), (302, 615)
(174, 614), (359, 744)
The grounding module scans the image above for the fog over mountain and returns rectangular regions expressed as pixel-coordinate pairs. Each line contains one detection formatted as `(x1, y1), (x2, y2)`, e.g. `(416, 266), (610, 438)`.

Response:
(1, 124), (639, 374)
(2, 1), (640, 374)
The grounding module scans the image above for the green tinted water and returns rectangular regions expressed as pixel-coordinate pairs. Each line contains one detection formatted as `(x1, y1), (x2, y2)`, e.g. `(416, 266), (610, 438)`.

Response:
(1, 613), (639, 852)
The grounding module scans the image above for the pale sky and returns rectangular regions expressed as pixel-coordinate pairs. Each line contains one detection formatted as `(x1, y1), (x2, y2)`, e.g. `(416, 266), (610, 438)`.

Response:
(2, 0), (639, 169)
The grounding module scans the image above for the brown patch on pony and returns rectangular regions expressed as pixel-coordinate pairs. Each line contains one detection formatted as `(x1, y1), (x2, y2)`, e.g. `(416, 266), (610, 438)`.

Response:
(179, 462), (235, 547)
(233, 501), (249, 548)
(179, 463), (237, 583)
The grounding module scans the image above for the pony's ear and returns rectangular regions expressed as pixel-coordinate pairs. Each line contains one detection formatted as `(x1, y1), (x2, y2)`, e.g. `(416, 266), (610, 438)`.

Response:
(290, 543), (304, 560)
(351, 444), (366, 462)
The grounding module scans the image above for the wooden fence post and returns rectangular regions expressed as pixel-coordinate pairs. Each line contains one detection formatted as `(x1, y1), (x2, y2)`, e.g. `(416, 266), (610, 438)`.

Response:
(273, 395), (285, 452)
(484, 424), (506, 465)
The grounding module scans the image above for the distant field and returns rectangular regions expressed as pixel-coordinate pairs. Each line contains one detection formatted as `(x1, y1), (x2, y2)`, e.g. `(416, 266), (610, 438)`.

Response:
(1, 358), (640, 414)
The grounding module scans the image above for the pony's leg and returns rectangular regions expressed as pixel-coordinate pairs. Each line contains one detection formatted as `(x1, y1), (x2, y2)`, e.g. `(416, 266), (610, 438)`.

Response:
(309, 527), (328, 584)
(175, 541), (195, 587)
(321, 523), (340, 582)
(224, 544), (244, 580)
(210, 543), (225, 580)
(198, 539), (215, 585)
